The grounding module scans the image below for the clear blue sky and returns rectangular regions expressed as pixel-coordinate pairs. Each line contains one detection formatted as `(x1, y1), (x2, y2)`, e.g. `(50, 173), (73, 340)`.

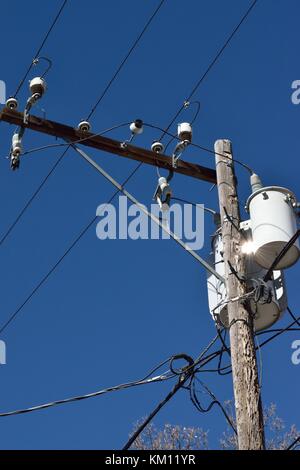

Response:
(0, 0), (299, 450)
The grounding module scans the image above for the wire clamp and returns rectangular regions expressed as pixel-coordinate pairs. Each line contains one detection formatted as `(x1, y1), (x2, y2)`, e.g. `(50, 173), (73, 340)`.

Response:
(227, 261), (246, 283)
(153, 171), (173, 210)
(172, 140), (189, 168)
(252, 278), (273, 304)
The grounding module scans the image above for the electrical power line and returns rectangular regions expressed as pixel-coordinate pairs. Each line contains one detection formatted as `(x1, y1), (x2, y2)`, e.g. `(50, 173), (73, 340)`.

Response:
(197, 310), (300, 376)
(71, 144), (224, 282)
(0, 368), (173, 418)
(0, 334), (226, 421)
(121, 307), (300, 449)
(3, 0), (255, 268)
(0, 123), (130, 247)
(257, 308), (300, 347)
(86, 0), (166, 120)
(1, 2), (70, 247)
(287, 306), (300, 327)
(0, 117), (251, 252)
(3, 0), (258, 307)
(264, 230), (300, 282)
(0, 148), (68, 247)
(0, 0), (69, 251)
(123, 376), (187, 450)
(0, 215), (96, 335)
(14, 0), (68, 97)
(257, 328), (300, 335)
(158, 0), (259, 141)
(1, 0), (166, 249)
(0, 0), (256, 346)
(163, 100), (201, 154)
(122, 335), (222, 449)
(2, 120), (254, 175)
(286, 435), (300, 451)
(144, 123), (254, 174)
(171, 197), (217, 216)
(122, 336), (233, 450)
(2, 0), (298, 447)
(189, 376), (237, 435)
(0, 349), (219, 419)
(0, 160), (144, 335)
(1, 122), (131, 161)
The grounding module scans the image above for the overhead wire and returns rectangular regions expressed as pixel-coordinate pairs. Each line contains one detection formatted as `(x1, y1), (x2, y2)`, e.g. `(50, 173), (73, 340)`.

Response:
(123, 376), (188, 450)
(13, 0), (68, 97)
(0, 345), (227, 421)
(122, 336), (221, 450)
(80, 0), (259, 188)
(0, 148), (68, 247)
(0, 365), (174, 418)
(144, 122), (254, 175)
(1, 122), (132, 162)
(2, 120), (254, 175)
(0, 122), (132, 247)
(254, 326), (263, 391)
(189, 376), (237, 435)
(2, 1), (69, 240)
(196, 309), (300, 375)
(0, 342), (226, 420)
(214, 329), (232, 376)
(4, 0), (256, 260)
(287, 306), (300, 327)
(257, 308), (300, 347)
(163, 100), (201, 154)
(157, 0), (259, 141)
(263, 230), (300, 282)
(257, 328), (300, 335)
(0, 215), (96, 335)
(1, 0), (166, 248)
(286, 435), (300, 451)
(0, 160), (143, 335)
(0, 116), (251, 266)
(3, 0), (298, 442)
(86, 0), (166, 120)
(122, 333), (236, 450)
(2, 0), (70, 244)
(171, 197), (217, 217)
(143, 2), (260, 179)
(4, 0), (257, 255)
(123, 306), (300, 450)
(71, 144), (225, 282)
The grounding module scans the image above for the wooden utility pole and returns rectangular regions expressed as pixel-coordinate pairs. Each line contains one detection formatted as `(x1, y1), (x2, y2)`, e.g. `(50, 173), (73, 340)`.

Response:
(0, 107), (265, 448)
(214, 139), (265, 450)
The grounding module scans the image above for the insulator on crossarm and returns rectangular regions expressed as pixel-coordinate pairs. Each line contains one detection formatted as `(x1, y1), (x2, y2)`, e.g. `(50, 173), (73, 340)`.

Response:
(129, 119), (143, 135)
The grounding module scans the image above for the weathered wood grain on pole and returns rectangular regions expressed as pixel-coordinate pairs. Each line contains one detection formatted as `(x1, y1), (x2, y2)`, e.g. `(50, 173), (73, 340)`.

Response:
(215, 139), (265, 450)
